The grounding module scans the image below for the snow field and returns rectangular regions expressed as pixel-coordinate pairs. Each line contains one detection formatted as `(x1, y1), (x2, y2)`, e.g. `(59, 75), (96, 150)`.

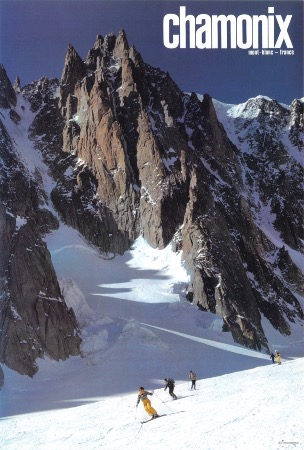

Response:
(1, 358), (303, 450)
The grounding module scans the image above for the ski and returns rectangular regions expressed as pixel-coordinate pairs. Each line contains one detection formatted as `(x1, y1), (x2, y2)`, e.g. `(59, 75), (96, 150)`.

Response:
(141, 414), (167, 424)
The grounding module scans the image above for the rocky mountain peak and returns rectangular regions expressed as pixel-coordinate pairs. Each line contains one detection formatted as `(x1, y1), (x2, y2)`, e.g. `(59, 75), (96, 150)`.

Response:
(94, 34), (104, 49)
(128, 45), (144, 68)
(85, 35), (105, 71)
(41, 31), (302, 351)
(22, 77), (59, 112)
(60, 44), (87, 107)
(231, 96), (288, 123)
(113, 29), (129, 58)
(13, 76), (21, 93)
(0, 28), (303, 380)
(103, 32), (117, 54)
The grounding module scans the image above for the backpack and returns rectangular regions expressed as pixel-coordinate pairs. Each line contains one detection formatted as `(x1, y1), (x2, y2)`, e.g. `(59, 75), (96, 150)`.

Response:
(168, 378), (175, 385)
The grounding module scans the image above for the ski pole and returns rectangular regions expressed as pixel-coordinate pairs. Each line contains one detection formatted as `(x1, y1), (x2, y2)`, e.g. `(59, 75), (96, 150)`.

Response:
(153, 391), (173, 412)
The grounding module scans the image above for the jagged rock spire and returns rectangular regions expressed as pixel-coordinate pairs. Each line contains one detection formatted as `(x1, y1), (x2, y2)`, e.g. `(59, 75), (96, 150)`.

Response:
(61, 44), (86, 83)
(60, 44), (87, 107)
(94, 34), (104, 49)
(13, 76), (21, 93)
(114, 29), (129, 58)
(0, 64), (16, 108)
(103, 32), (116, 54)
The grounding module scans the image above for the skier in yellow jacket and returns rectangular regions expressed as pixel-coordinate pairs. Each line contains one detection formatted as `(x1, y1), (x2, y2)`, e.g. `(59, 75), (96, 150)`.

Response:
(136, 387), (158, 419)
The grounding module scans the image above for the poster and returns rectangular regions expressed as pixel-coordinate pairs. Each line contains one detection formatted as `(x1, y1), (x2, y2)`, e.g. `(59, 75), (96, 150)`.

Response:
(0, 1), (303, 448)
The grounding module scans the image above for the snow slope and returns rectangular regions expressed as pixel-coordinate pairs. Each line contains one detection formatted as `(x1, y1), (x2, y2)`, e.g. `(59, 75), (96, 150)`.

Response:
(1, 358), (303, 449)
(1, 228), (303, 420)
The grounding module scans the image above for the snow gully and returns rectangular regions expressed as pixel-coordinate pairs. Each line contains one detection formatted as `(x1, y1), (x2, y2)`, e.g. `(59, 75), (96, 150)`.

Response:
(163, 6), (293, 50)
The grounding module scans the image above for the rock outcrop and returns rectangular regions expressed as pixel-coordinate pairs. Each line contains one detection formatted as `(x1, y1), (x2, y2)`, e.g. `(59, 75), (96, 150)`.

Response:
(0, 65), (81, 378)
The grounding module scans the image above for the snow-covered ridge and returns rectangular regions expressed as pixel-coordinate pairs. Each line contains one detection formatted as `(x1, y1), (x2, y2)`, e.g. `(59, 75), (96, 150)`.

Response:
(210, 94), (301, 114)
(1, 93), (57, 197)
(212, 95), (291, 120)
(212, 96), (303, 166)
(212, 95), (304, 274)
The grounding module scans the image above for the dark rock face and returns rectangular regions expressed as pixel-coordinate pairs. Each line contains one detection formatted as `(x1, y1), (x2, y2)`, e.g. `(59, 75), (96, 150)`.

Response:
(289, 99), (304, 148)
(0, 73), (81, 378)
(1, 29), (303, 369)
(0, 365), (3, 389)
(22, 76), (59, 112)
(0, 65), (16, 108)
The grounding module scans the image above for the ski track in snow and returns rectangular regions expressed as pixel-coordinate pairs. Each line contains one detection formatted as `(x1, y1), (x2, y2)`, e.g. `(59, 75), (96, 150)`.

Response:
(140, 323), (270, 359)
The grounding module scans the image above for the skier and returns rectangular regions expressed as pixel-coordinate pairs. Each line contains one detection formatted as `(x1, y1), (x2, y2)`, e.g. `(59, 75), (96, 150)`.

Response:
(136, 387), (159, 419)
(270, 353), (275, 363)
(276, 351), (281, 365)
(164, 378), (178, 400)
(189, 370), (197, 389)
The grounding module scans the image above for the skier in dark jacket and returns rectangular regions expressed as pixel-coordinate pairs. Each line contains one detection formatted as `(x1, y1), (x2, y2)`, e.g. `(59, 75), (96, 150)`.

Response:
(270, 353), (275, 363)
(164, 378), (177, 400)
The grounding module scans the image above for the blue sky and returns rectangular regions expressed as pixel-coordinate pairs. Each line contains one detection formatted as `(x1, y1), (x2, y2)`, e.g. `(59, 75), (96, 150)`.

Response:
(0, 0), (302, 104)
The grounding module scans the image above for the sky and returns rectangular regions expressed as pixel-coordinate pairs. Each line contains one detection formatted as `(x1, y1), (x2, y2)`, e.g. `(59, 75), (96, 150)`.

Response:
(0, 0), (303, 105)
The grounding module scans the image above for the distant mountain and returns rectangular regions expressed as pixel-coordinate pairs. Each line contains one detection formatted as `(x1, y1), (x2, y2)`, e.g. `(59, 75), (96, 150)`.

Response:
(0, 30), (303, 382)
